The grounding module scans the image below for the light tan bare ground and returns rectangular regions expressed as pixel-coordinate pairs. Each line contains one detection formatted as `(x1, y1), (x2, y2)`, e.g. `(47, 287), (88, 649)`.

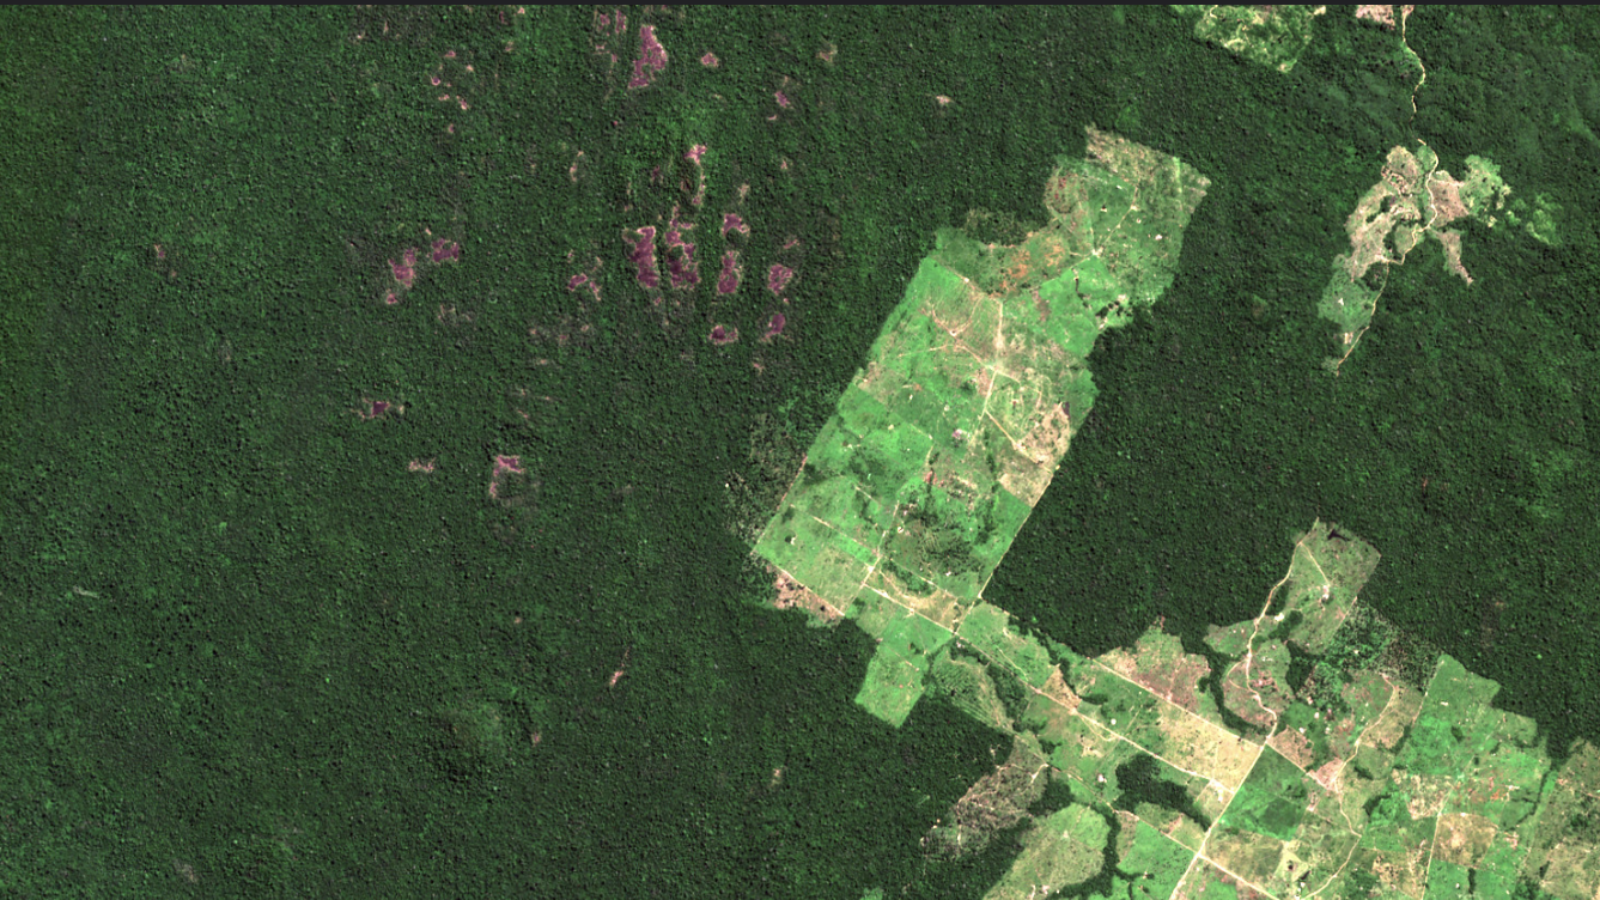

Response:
(1309, 758), (1344, 792)
(1433, 813), (1497, 867)
(1427, 175), (1469, 227)
(1206, 827), (1286, 886)
(770, 567), (845, 623)
(1399, 771), (1453, 819)
(608, 647), (631, 688)
(1098, 628), (1213, 714)
(1541, 837), (1600, 900)
(1041, 667), (1082, 716)
(172, 859), (199, 884)
(1434, 230), (1472, 283)
(1002, 405), (1073, 505)
(1269, 728), (1317, 771)
(1156, 703), (1260, 791)
(1370, 845), (1429, 899)
(1218, 660), (1280, 732)
(1355, 5), (1396, 28)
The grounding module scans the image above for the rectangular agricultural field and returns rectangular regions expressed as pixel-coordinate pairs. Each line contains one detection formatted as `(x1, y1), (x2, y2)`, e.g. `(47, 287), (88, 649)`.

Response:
(753, 128), (1210, 727)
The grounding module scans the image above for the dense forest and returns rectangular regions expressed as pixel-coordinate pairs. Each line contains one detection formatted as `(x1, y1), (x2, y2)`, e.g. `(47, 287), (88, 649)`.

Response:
(1, 5), (1597, 896)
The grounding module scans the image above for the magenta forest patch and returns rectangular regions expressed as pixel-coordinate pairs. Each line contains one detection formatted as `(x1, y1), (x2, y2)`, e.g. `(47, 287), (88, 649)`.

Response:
(595, 9), (626, 35)
(629, 24), (667, 89)
(767, 263), (794, 296)
(352, 397), (404, 420)
(487, 449), (540, 518)
(717, 250), (741, 295)
(666, 255), (698, 289)
(430, 238), (460, 263)
(663, 212), (699, 289)
(564, 253), (604, 305)
(390, 247), (417, 289)
(624, 225), (661, 289)
(763, 312), (787, 339)
(709, 325), (739, 345)
(721, 212), (749, 237)
(380, 230), (460, 305)
(700, 51), (719, 67)
(591, 8), (628, 69)
(489, 454), (525, 500)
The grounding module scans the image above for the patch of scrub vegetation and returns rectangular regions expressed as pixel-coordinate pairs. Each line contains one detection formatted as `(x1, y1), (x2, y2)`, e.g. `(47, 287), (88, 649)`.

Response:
(1172, 5), (1327, 73)
(1097, 629), (1214, 717)
(1502, 193), (1562, 245)
(1318, 144), (1544, 371)
(924, 734), (1050, 859)
(980, 801), (1111, 900)
(982, 793), (1195, 900)
(930, 646), (1018, 736)
(959, 604), (1060, 691)
(1174, 521), (1382, 743)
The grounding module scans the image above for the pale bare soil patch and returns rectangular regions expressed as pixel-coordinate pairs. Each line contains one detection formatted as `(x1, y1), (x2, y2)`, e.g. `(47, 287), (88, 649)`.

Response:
(769, 566), (844, 623)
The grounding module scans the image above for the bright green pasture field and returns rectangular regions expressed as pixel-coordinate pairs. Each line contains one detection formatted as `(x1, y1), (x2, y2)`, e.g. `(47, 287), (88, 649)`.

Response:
(756, 128), (1211, 725)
